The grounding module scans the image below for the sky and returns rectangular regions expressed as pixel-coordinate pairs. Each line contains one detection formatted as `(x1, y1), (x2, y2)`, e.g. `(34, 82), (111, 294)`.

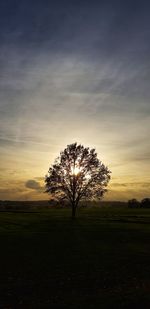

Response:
(0, 0), (150, 201)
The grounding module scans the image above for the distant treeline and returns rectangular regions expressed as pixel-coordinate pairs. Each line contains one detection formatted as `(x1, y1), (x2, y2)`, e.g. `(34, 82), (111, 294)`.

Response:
(0, 200), (127, 210)
(0, 199), (149, 210)
(128, 198), (150, 208)
(0, 200), (50, 210)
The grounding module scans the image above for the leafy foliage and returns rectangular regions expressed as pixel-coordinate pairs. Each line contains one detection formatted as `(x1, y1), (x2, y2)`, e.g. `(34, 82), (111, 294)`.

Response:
(45, 143), (111, 216)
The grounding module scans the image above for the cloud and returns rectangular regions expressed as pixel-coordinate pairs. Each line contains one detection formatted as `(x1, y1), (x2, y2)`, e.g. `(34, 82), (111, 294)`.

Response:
(111, 183), (127, 187)
(111, 182), (150, 188)
(25, 179), (43, 192)
(34, 176), (44, 181)
(0, 188), (24, 194)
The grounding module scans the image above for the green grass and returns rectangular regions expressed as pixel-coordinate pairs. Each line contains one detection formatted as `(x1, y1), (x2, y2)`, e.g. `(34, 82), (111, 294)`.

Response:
(0, 206), (150, 308)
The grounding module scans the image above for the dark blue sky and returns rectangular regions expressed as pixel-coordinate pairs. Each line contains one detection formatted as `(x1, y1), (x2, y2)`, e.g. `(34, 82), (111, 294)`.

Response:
(0, 0), (150, 201)
(0, 0), (150, 58)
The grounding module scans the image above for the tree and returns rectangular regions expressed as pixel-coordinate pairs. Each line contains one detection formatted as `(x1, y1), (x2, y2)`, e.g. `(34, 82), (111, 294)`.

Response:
(128, 199), (140, 208)
(141, 198), (150, 208)
(45, 143), (111, 218)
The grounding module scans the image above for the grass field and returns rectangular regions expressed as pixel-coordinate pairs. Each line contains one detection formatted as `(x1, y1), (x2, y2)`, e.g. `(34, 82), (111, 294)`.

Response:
(0, 206), (150, 308)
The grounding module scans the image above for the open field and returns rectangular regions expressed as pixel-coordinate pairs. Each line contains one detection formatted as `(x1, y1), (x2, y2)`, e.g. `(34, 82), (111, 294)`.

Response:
(0, 206), (150, 308)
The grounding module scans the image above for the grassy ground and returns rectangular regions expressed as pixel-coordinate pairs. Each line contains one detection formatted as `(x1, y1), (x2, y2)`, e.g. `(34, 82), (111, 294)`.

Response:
(0, 206), (150, 308)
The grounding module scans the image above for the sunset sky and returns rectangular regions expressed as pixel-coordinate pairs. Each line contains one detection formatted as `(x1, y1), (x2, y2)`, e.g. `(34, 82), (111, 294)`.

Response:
(0, 0), (150, 201)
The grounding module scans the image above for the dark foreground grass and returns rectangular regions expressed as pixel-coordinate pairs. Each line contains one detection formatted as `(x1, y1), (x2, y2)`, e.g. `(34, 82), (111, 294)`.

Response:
(0, 207), (150, 308)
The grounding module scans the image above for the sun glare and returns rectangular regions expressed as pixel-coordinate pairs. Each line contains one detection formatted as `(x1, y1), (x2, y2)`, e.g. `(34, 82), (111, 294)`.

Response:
(70, 166), (91, 180)
(71, 166), (81, 175)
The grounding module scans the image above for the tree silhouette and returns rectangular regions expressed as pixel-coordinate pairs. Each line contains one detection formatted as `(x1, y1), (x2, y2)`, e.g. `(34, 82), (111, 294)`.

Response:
(45, 143), (111, 218)
(141, 198), (150, 208)
(128, 199), (140, 208)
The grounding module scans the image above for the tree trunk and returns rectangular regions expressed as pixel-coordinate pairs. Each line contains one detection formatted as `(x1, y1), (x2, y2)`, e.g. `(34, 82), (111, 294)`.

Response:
(72, 204), (76, 219)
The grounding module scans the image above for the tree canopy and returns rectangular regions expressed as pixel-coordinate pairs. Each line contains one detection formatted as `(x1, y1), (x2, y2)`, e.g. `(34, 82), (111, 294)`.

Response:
(45, 143), (111, 217)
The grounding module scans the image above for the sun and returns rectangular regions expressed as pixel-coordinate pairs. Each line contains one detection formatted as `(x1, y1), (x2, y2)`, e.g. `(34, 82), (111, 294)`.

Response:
(71, 165), (91, 179)
(71, 166), (81, 175)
